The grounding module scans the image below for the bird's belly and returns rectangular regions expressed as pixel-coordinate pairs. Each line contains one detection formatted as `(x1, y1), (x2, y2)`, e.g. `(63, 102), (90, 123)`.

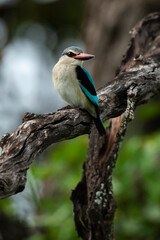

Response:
(53, 68), (83, 107)
(57, 81), (96, 117)
(56, 79), (85, 107)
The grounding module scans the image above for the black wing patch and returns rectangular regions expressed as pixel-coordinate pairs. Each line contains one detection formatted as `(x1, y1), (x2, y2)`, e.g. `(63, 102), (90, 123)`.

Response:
(76, 66), (97, 96)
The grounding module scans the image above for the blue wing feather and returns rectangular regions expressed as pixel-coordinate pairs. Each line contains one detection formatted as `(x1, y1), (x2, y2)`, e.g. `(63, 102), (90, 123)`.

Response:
(75, 66), (105, 135)
(80, 84), (99, 106)
(76, 66), (99, 106)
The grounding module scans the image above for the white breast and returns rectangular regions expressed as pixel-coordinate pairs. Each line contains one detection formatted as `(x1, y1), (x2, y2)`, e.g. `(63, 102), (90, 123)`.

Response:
(52, 62), (96, 117)
(52, 63), (83, 107)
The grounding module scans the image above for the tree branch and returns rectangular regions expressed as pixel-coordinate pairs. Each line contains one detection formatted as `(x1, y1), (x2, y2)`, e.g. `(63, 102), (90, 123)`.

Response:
(0, 11), (160, 223)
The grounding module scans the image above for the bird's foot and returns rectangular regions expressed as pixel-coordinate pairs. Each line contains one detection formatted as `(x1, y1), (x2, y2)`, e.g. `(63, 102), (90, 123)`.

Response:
(61, 105), (72, 111)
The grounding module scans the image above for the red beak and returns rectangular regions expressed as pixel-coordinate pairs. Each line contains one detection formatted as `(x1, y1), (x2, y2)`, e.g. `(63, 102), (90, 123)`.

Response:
(74, 52), (95, 60)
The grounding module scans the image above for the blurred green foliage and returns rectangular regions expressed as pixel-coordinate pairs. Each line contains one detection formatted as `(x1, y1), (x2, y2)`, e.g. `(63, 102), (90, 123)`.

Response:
(114, 132), (160, 240)
(3, 0), (85, 43)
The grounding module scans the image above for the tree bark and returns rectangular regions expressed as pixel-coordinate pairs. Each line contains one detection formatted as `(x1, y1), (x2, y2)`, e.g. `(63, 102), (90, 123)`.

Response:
(0, 12), (160, 239)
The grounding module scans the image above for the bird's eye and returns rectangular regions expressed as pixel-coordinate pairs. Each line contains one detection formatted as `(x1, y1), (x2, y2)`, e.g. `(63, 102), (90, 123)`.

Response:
(67, 52), (76, 57)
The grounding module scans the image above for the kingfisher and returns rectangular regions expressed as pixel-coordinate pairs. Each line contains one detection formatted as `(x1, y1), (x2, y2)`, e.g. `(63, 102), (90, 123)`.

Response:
(52, 46), (105, 135)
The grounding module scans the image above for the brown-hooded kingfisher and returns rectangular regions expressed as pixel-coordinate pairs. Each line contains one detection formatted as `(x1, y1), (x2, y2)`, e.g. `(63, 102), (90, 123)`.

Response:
(52, 46), (105, 135)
